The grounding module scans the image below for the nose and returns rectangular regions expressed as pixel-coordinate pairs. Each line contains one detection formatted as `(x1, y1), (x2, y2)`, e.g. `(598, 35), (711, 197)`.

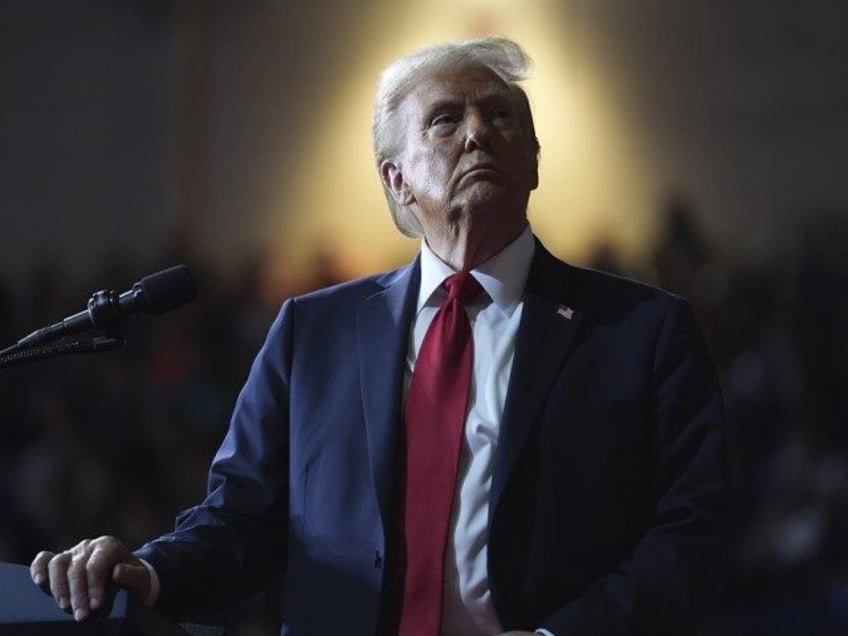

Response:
(463, 110), (491, 152)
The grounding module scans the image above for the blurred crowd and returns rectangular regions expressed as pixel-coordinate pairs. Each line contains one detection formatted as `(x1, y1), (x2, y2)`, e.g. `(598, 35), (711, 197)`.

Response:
(1, 198), (847, 635)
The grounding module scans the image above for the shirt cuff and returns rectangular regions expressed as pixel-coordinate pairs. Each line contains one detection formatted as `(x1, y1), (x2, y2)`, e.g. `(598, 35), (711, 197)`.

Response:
(536, 630), (556, 636)
(137, 558), (160, 608)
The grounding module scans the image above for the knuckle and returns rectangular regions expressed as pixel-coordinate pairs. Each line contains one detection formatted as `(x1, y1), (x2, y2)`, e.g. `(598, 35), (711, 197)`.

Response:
(48, 552), (70, 568)
(91, 536), (118, 556)
(97, 536), (125, 557)
(85, 557), (106, 577)
(71, 539), (91, 555)
(70, 551), (88, 566)
(31, 551), (54, 571)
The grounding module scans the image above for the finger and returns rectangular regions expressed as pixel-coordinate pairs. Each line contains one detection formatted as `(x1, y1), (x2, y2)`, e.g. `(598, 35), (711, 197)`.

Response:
(30, 551), (55, 587)
(113, 562), (151, 602)
(85, 546), (115, 610)
(47, 552), (72, 610)
(68, 550), (92, 621)
(86, 539), (126, 610)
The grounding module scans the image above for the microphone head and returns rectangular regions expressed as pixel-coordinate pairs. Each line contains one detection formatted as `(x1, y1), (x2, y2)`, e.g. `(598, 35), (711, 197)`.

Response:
(138, 265), (197, 314)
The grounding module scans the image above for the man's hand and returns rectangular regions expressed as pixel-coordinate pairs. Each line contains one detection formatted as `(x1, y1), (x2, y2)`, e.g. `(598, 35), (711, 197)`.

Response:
(30, 536), (151, 621)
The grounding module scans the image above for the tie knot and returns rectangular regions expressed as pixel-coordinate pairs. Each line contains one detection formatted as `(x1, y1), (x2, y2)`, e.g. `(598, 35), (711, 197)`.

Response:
(443, 272), (483, 305)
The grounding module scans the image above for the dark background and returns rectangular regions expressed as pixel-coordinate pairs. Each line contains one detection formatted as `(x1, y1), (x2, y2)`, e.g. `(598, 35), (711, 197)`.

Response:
(2, 1), (848, 634)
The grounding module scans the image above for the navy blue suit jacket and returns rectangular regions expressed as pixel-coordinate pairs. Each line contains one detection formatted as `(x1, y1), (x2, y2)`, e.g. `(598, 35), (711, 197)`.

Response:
(136, 239), (730, 635)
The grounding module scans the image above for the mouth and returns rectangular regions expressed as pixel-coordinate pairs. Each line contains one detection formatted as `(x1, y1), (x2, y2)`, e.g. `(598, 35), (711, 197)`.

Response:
(458, 165), (504, 182)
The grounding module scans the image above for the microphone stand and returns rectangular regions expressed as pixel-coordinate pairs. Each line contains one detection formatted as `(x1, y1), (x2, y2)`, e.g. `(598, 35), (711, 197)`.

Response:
(0, 286), (132, 370)
(0, 264), (195, 370)
(0, 335), (125, 370)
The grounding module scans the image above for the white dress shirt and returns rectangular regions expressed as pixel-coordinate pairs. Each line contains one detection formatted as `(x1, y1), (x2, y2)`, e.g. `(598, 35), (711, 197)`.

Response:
(408, 226), (535, 636)
(145, 226), (552, 634)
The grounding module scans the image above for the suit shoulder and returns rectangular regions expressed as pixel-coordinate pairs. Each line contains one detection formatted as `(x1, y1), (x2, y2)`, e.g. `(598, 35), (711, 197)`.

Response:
(570, 263), (678, 304)
(536, 257), (707, 351)
(533, 247), (682, 312)
(287, 262), (413, 309)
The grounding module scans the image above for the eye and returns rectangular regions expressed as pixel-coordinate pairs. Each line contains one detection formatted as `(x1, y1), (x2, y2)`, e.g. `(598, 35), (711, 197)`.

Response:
(430, 112), (459, 128)
(491, 108), (513, 123)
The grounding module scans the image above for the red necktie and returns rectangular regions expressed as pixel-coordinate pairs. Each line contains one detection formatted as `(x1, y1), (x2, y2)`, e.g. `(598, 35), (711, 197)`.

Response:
(398, 271), (483, 636)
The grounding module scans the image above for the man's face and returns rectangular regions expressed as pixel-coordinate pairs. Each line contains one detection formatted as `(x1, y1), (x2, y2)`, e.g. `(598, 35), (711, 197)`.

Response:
(382, 65), (538, 249)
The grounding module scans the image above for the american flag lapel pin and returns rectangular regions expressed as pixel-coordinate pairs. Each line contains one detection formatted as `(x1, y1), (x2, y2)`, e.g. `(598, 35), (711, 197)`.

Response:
(557, 305), (574, 320)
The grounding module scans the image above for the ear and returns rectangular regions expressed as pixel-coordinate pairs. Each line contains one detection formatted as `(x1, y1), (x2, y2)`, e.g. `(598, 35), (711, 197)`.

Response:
(380, 159), (415, 205)
(529, 161), (539, 191)
(527, 139), (540, 191)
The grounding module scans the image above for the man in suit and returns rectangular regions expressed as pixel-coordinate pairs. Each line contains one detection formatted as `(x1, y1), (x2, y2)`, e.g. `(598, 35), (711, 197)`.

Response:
(31, 37), (729, 635)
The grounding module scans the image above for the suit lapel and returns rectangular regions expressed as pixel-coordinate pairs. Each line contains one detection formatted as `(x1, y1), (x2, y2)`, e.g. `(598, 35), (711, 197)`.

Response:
(490, 243), (584, 518)
(356, 259), (420, 526)
(354, 244), (584, 532)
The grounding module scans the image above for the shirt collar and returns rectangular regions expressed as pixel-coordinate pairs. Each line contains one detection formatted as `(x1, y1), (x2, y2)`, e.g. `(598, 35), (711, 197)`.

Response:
(417, 225), (535, 318)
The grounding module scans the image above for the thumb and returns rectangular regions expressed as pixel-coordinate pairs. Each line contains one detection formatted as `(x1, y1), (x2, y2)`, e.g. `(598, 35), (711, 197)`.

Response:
(112, 562), (151, 602)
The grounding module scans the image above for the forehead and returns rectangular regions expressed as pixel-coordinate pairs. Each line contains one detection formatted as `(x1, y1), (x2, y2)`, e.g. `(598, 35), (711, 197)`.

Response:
(403, 64), (514, 113)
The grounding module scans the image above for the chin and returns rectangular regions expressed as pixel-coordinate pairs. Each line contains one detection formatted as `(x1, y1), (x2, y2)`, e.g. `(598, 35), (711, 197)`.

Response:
(461, 182), (511, 209)
(467, 188), (526, 216)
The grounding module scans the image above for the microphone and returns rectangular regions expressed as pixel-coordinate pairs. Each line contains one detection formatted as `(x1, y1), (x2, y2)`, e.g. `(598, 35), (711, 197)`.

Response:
(15, 265), (197, 349)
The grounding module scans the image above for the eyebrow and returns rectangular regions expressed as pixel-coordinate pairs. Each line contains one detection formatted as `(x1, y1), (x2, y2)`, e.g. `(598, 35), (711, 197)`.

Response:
(420, 85), (515, 121)
(422, 98), (462, 117)
(428, 82), (512, 104)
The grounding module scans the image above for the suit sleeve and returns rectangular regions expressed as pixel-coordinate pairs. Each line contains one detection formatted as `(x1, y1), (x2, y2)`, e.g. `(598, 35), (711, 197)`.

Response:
(540, 297), (731, 635)
(133, 299), (295, 620)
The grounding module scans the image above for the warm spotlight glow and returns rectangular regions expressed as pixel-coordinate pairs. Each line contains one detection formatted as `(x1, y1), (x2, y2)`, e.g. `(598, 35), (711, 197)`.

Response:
(269, 0), (658, 279)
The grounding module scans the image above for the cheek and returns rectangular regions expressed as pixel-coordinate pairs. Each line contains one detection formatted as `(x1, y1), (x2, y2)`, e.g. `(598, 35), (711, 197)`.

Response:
(410, 151), (452, 194)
